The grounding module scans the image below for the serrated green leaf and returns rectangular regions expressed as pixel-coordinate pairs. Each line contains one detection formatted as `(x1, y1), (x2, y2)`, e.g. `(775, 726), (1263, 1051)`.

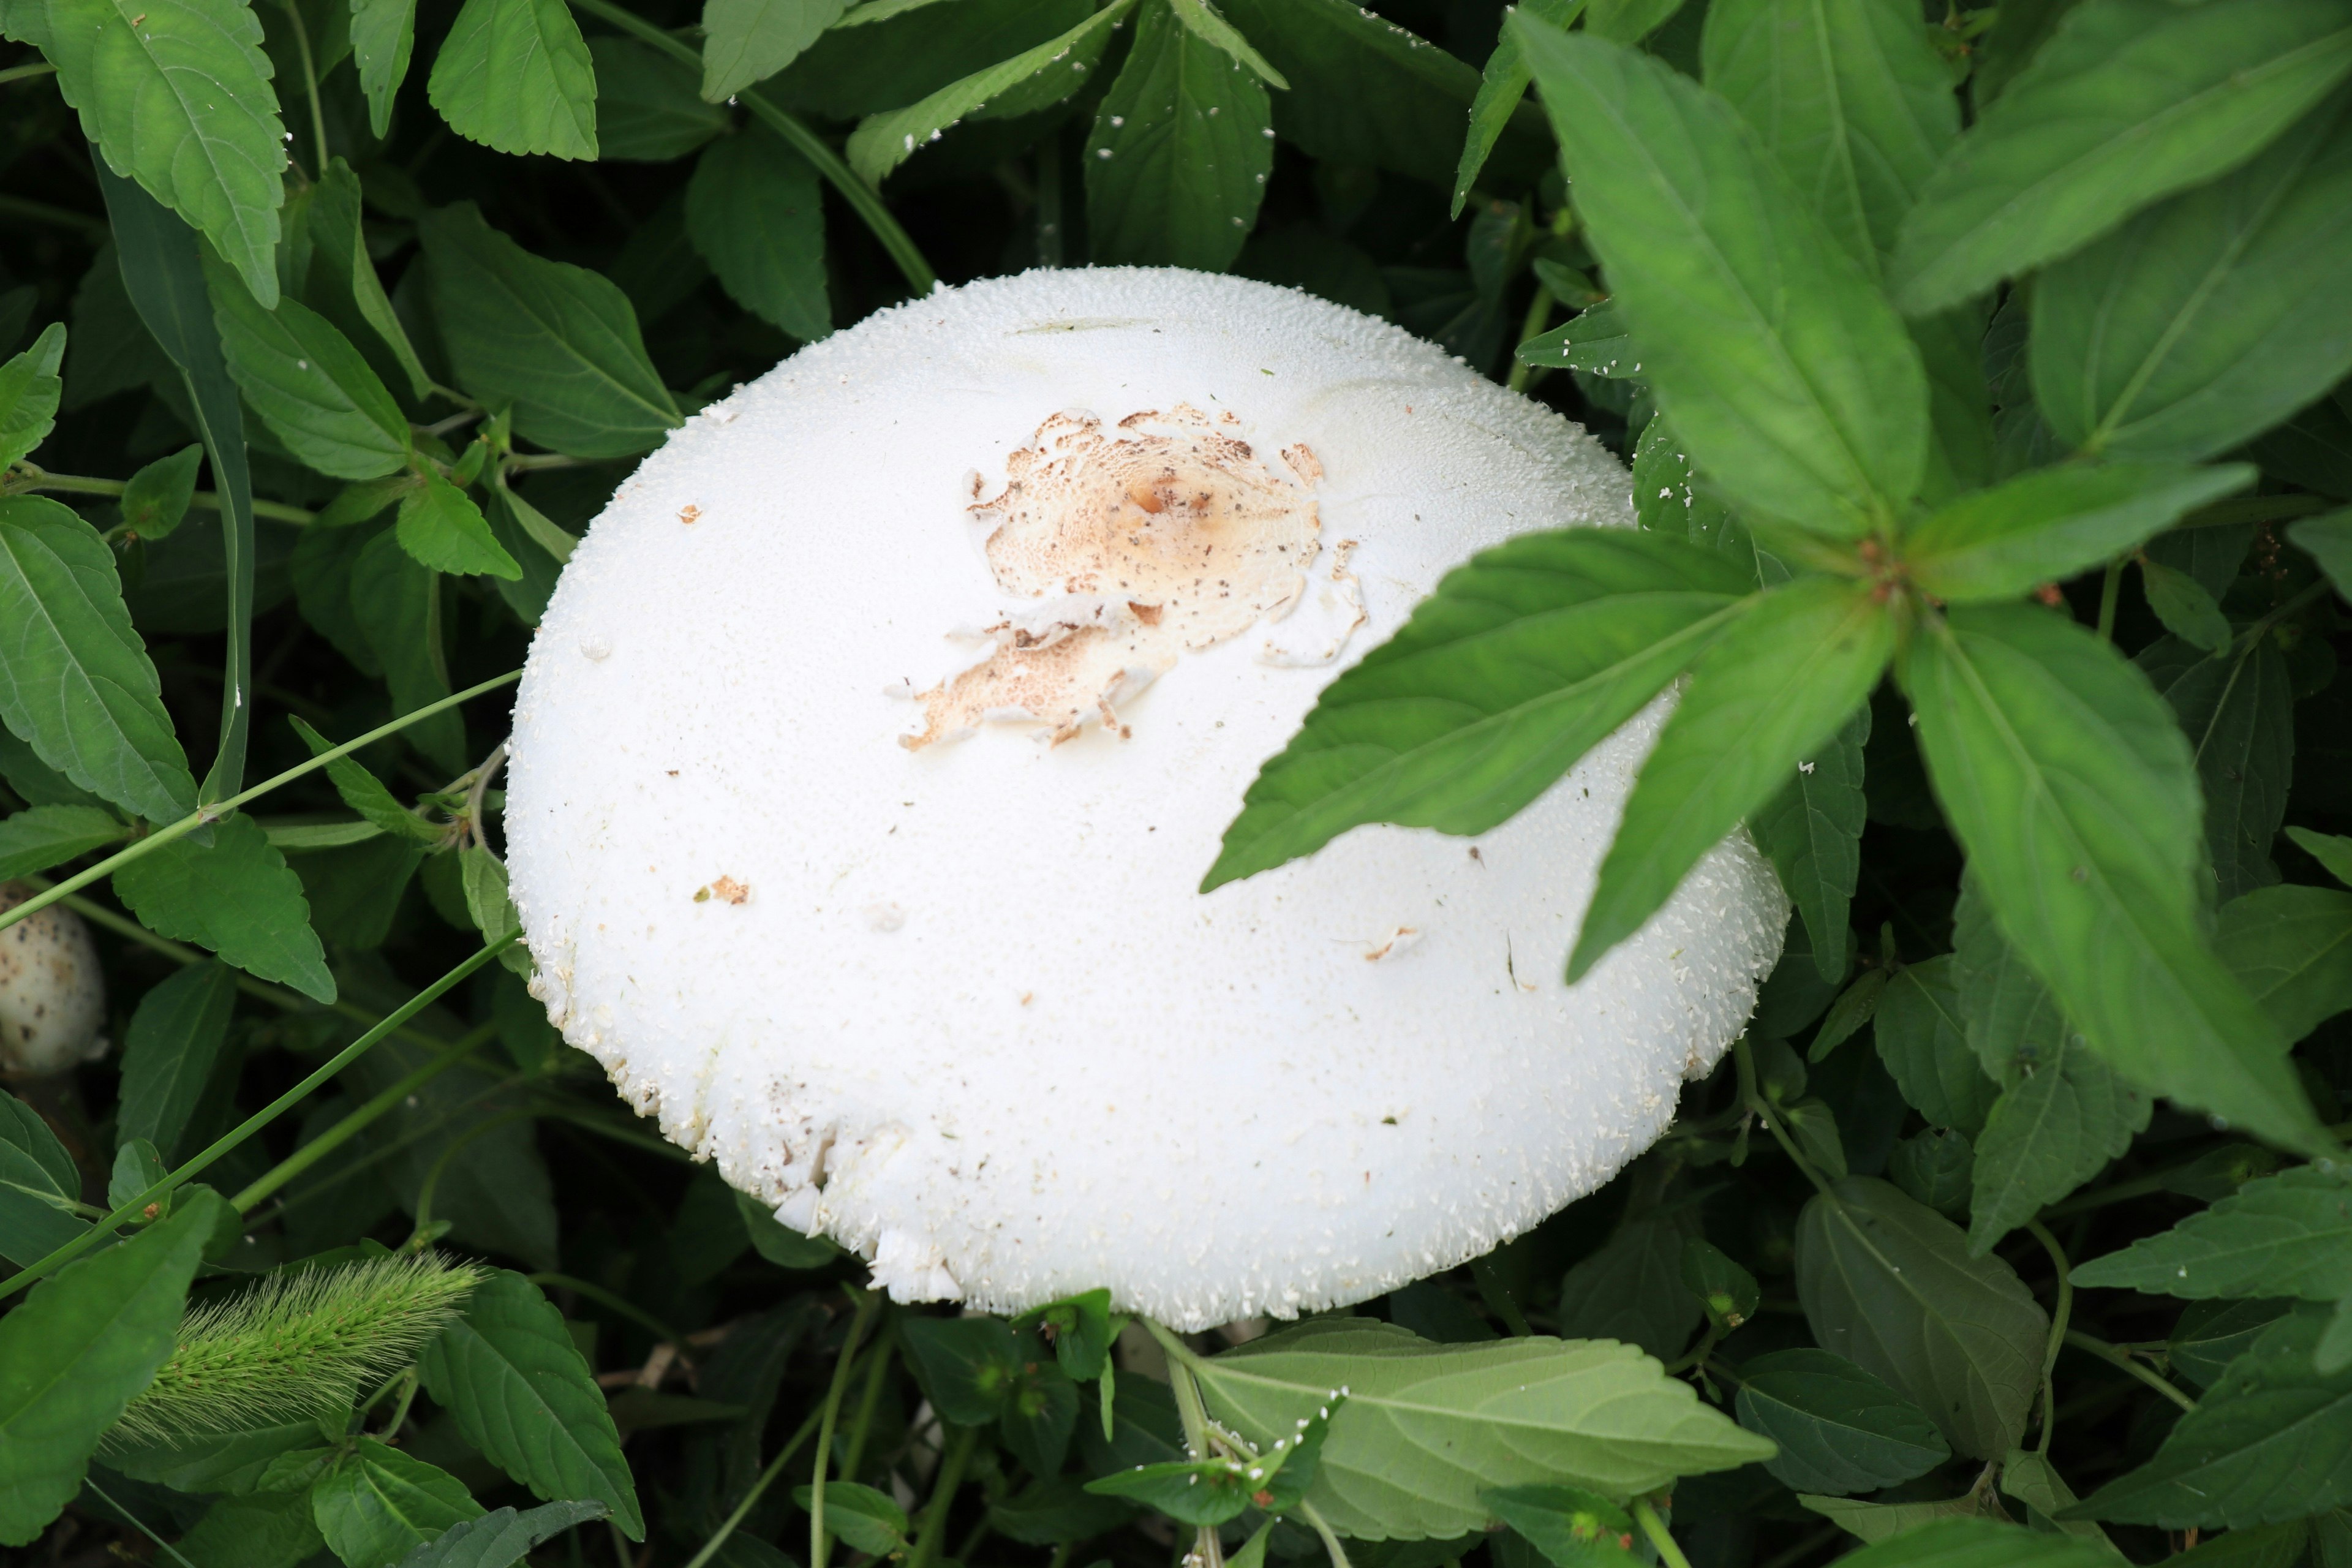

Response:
(427, 0), (598, 159)
(1898, 604), (2323, 1154)
(0, 802), (128, 881)
(1798, 1492), (1996, 1545)
(1480, 1483), (1638, 1564)
(1888, 0), (2352, 314)
(2031, 88), (2352, 461)
(1967, 1029), (2148, 1253)
(1572, 578), (1893, 981)
(591, 37), (725, 161)
(1515, 17), (1928, 536)
(113, 812), (336, 1002)
(1872, 962), (2000, 1136)
(2139, 560), (2232, 654)
(1085, 1457), (1255, 1527)
(1630, 413), (1790, 586)
(685, 127), (829, 342)
(46, 0), (287, 304)
(1795, 1176), (2048, 1459)
(176, 1487), (328, 1568)
(1185, 1319), (1773, 1538)
(2138, 633), (2296, 902)
(0, 322), (64, 469)
(1753, 705), (1868, 983)
(1516, 303), (1643, 378)
(203, 251), (410, 481)
(396, 472), (521, 580)
(1996, 1451), (2127, 1561)
(1889, 1127), (1975, 1216)
(1084, 0), (1270, 271)
(1555, 1215), (1702, 1362)
(99, 1420), (326, 1495)
(288, 715), (439, 843)
(421, 204), (678, 460)
(1811, 1515), (2110, 1564)
(350, 0), (417, 137)
(2218, 883), (2352, 1043)
(899, 1314), (1022, 1426)
(311, 1436), (484, 1567)
(0, 1090), (86, 1267)
(0, 1188), (220, 1546)
(1811, 968), (1888, 1063)
(0, 495), (198, 824)
(2171, 1300), (2295, 1392)
(115, 959), (238, 1162)
(389, 1500), (609, 1568)
(349, 527), (464, 773)
(1904, 462), (2253, 605)
(1205, 529), (1754, 891)
(699, 0), (844, 104)
(1733, 1348), (1950, 1496)
(2072, 1164), (2352, 1302)
(300, 161), (432, 404)
(120, 446), (202, 541)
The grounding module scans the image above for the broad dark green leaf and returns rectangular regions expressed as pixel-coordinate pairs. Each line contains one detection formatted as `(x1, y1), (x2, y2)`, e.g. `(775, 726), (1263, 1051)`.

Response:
(1889, 0), (2352, 314)
(1754, 704), (1868, 981)
(1889, 1126), (1974, 1216)
(989, 1475), (1139, 1546)
(396, 472), (521, 581)
(1480, 1483), (1638, 1564)
(1795, 1176), (2048, 1459)
(1798, 1493), (1999, 1546)
(0, 802), (127, 881)
(349, 528), (465, 773)
(1014, 1287), (1115, 1382)
(1992, 1449), (2130, 1562)
(390, 1500), (609, 1568)
(850, 0), (1129, 184)
(790, 1480), (907, 1552)
(699, 0), (843, 104)
(761, 0), (1090, 121)
(1084, 0), (1270, 271)
(733, 1189), (837, 1268)
(420, 203), (679, 460)
(686, 128), (829, 343)
(0, 323), (64, 469)
(1517, 18), (1929, 536)
(1826, 1517), (2115, 1567)
(1572, 578), (1892, 981)
(1187, 1319), (1773, 1539)
(47, 0), (287, 304)
(1899, 605), (2323, 1154)
(351, 0), (417, 135)
(418, 1270), (642, 1538)
(2072, 1164), (2352, 1302)
(427, 0), (598, 160)
(347, 1036), (555, 1264)
(113, 812), (336, 1001)
(119, 446), (202, 541)
(203, 252), (410, 481)
(2171, 1300), (2296, 1392)
(2139, 560), (2233, 654)
(311, 1437), (484, 1568)
(1872, 958), (1999, 1135)
(1734, 1348), (1951, 1496)
(2218, 883), (2352, 1042)
(2294, 508), (2352, 599)
(0, 1188), (220, 1546)
(0, 495), (198, 824)
(115, 959), (237, 1161)
(591, 37), (725, 162)
(1904, 463), (2253, 604)
(99, 1420), (325, 1494)
(0, 1089), (86, 1267)
(295, 161), (432, 403)
(2070, 1303), (2352, 1528)
(1207, 529), (1754, 890)
(1085, 1458), (1254, 1528)
(898, 1314), (1022, 1426)
(176, 1488), (326, 1568)
(1554, 1215), (1702, 1361)
(2031, 88), (2352, 461)
(2138, 633), (2296, 903)
(1453, 0), (1584, 215)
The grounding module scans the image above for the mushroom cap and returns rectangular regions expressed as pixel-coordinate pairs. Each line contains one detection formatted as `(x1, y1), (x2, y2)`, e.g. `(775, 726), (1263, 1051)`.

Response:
(506, 268), (1786, 1330)
(0, 882), (108, 1077)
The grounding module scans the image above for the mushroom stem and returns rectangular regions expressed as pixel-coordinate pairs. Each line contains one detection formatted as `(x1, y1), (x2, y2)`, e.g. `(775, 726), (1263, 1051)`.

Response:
(810, 1289), (883, 1568)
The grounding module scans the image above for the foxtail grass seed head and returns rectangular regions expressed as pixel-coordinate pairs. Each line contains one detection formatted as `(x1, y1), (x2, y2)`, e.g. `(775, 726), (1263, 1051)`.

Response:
(505, 268), (1787, 1331)
(110, 1253), (487, 1444)
(0, 880), (108, 1079)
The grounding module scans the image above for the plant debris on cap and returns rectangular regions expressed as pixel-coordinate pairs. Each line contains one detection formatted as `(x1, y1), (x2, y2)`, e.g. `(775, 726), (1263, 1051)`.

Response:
(504, 268), (1786, 1330)
(0, 881), (108, 1079)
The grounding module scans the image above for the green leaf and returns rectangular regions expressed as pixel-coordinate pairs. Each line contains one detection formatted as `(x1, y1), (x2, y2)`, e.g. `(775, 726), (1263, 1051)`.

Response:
(2139, 633), (2296, 902)
(1795, 1176), (2048, 1460)
(350, 0), (417, 136)
(1515, 17), (1928, 536)
(0, 1188), (220, 1546)
(300, 161), (432, 403)
(1999, 1447), (2128, 1561)
(347, 1039), (555, 1265)
(1085, 1457), (1254, 1528)
(1733, 1348), (1950, 1496)
(418, 1270), (643, 1538)
(1681, 1237), (1761, 1330)
(1808, 968), (1887, 1062)
(699, 0), (845, 105)
(989, 1475), (1139, 1546)
(1014, 1288), (1116, 1382)
(388, 1501), (610, 1568)
(0, 802), (129, 881)
(1872, 959), (1999, 1136)
(0, 495), (198, 824)
(2139, 560), (2232, 654)
(2288, 827), (2352, 889)
(1898, 604), (2323, 1155)
(427, 0), (598, 159)
(1967, 1027), (2147, 1253)
(592, 37), (726, 161)
(1752, 704), (1868, 982)
(99, 1420), (328, 1494)
(850, 0), (1131, 184)
(458, 846), (525, 968)
(1169, 0), (1284, 87)
(1798, 1493), (1998, 1545)
(1820, 1517), (2114, 1566)
(1631, 413), (1789, 585)
(685, 128), (829, 342)
(396, 472), (521, 581)
(2031, 92), (2352, 461)
(1904, 462), (2254, 604)
(0, 1090), (88, 1267)
(311, 1437), (484, 1568)
(1889, 1127), (1975, 1216)
(349, 528), (465, 774)
(46, 0), (287, 305)
(2218, 883), (2352, 1043)
(2293, 508), (2352, 600)
(175, 1487), (326, 1568)
(1207, 529), (1753, 890)
(1480, 1483), (1639, 1564)
(732, 1189), (837, 1268)
(1555, 1215), (1703, 1362)
(288, 716), (439, 844)
(898, 1314), (1022, 1426)
(0, 323), (64, 469)
(203, 252), (410, 483)
(113, 812), (336, 1002)
(119, 446), (202, 541)
(1516, 304), (1646, 380)
(1185, 1319), (1774, 1539)
(420, 203), (679, 461)
(1571, 578), (1893, 981)
(2071, 1164), (2352, 1302)
(790, 1480), (908, 1552)
(1888, 0), (2352, 314)
(115, 959), (238, 1162)
(2069, 1302), (2352, 1528)
(1083, 0), (1270, 271)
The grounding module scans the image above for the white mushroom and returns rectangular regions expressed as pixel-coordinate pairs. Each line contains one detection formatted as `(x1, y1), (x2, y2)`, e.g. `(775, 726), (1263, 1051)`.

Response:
(0, 881), (108, 1078)
(504, 268), (1786, 1330)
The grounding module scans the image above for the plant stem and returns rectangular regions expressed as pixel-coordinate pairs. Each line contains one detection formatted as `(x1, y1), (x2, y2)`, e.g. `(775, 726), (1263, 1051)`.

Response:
(82, 1478), (200, 1568)
(530, 1272), (693, 1356)
(0, 60), (58, 86)
(228, 1023), (497, 1210)
(2025, 1220), (2073, 1455)
(1632, 1499), (1692, 1568)
(0, 933), (514, 1300)
(904, 1422), (979, 1568)
(0, 192), (107, 237)
(10, 464), (317, 522)
(1145, 1320), (1226, 1568)
(0, 669), (521, 938)
(2095, 557), (2125, 641)
(1295, 1501), (1352, 1568)
(409, 1107), (538, 1242)
(560, 0), (937, 297)
(811, 1289), (883, 1568)
(276, 0), (330, 175)
(839, 1323), (895, 1483)
(682, 1404), (826, 1568)
(1506, 286), (1553, 394)
(2062, 1329), (2196, 1412)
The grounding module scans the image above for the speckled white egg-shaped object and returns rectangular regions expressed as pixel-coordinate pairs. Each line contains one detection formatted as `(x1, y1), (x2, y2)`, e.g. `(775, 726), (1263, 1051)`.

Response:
(0, 882), (108, 1077)
(505, 268), (1786, 1329)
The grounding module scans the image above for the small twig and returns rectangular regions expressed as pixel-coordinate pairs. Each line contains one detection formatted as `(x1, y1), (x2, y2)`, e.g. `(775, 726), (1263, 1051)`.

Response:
(2024, 1221), (2073, 1454)
(2062, 1329), (2197, 1412)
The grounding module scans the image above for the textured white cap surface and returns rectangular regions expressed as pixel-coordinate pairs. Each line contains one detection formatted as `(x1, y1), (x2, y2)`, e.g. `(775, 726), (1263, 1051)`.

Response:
(0, 883), (107, 1077)
(505, 268), (1785, 1329)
